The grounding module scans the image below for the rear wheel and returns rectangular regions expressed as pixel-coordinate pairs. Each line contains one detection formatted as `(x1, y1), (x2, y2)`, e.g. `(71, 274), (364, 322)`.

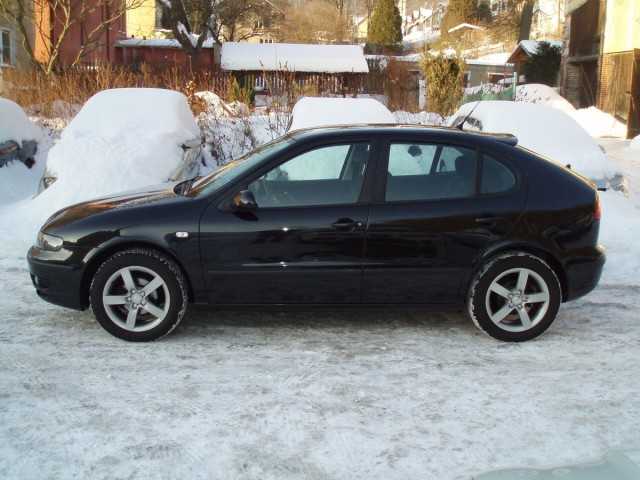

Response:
(90, 248), (188, 341)
(467, 252), (561, 342)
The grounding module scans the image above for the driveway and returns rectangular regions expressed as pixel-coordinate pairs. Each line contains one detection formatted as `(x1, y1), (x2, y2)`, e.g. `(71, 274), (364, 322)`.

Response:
(1, 262), (639, 480)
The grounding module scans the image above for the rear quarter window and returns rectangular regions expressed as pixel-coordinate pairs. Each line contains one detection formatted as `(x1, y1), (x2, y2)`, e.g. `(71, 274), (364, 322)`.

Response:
(481, 154), (516, 194)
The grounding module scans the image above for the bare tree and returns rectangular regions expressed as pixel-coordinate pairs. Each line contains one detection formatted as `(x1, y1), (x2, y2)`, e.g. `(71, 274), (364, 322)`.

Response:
(279, 0), (351, 43)
(0, 0), (143, 74)
(158, 0), (284, 58)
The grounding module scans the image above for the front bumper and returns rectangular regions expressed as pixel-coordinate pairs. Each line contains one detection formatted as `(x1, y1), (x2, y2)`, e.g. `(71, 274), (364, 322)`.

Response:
(564, 244), (606, 301)
(27, 246), (88, 310)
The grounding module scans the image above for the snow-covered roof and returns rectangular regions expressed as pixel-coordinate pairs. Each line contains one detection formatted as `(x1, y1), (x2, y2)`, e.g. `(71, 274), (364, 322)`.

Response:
(116, 37), (216, 49)
(447, 23), (484, 34)
(465, 52), (513, 66)
(221, 43), (369, 73)
(403, 28), (440, 47)
(518, 39), (562, 56)
(365, 53), (422, 64)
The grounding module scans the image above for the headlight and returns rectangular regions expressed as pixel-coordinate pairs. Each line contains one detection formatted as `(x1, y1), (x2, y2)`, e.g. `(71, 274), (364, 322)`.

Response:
(37, 231), (64, 251)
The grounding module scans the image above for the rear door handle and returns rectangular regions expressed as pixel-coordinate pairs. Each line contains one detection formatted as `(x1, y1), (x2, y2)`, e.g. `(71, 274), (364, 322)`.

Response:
(331, 218), (363, 231)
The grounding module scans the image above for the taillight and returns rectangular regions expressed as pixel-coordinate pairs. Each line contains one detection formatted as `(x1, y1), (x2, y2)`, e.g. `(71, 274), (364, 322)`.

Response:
(594, 194), (602, 221)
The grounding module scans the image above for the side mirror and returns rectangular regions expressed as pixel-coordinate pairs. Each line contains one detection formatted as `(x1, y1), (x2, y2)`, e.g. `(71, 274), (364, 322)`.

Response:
(232, 190), (258, 211)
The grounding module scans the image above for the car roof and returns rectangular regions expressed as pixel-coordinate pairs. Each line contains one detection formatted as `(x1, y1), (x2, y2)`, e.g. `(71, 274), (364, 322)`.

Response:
(288, 124), (518, 147)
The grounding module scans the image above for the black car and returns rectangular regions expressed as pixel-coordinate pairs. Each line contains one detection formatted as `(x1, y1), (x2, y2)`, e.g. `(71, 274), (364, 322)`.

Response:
(27, 125), (605, 342)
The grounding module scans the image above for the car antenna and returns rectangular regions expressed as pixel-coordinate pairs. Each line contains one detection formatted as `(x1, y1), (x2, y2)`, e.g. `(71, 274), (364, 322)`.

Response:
(455, 101), (481, 131)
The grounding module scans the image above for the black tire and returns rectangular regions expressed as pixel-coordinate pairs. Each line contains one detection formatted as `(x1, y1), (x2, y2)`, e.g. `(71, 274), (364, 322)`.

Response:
(467, 252), (562, 342)
(90, 248), (188, 341)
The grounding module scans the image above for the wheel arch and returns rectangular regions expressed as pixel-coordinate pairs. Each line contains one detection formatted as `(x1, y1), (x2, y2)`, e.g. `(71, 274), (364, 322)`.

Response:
(80, 240), (194, 307)
(471, 243), (568, 301)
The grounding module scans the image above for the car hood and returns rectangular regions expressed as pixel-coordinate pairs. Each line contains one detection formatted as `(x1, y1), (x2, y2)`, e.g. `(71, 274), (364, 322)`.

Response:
(42, 182), (181, 232)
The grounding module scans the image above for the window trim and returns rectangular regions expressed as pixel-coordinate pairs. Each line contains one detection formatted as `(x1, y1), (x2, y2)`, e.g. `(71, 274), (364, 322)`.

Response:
(375, 139), (520, 205)
(218, 138), (378, 211)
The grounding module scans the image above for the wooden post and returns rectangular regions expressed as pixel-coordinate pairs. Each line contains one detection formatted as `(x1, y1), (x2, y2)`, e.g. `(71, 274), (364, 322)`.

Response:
(628, 49), (640, 139)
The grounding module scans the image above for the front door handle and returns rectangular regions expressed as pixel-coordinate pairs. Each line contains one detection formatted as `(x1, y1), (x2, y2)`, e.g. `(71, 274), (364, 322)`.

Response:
(331, 218), (363, 231)
(475, 216), (504, 225)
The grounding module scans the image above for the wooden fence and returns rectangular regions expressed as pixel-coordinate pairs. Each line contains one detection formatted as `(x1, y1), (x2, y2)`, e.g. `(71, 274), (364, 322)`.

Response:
(598, 49), (640, 138)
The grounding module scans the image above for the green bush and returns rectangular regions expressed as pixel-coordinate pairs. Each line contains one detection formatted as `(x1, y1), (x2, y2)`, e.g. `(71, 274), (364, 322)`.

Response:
(420, 53), (466, 118)
(523, 42), (562, 86)
(367, 0), (402, 47)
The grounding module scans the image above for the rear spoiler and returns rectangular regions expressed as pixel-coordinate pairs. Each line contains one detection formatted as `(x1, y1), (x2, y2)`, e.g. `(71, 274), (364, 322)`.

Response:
(488, 134), (518, 147)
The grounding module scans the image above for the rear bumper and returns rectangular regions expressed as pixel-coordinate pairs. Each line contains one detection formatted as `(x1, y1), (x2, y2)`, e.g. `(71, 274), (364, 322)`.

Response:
(27, 246), (87, 310)
(564, 244), (606, 301)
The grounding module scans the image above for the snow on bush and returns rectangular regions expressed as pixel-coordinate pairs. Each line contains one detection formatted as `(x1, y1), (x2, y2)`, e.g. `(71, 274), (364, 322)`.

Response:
(450, 101), (618, 180)
(195, 91), (250, 118)
(0, 97), (40, 143)
(394, 110), (444, 125)
(515, 83), (575, 114)
(289, 97), (395, 131)
(37, 88), (200, 212)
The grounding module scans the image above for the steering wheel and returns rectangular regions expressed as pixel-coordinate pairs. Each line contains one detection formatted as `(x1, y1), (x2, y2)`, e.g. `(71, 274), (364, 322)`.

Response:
(259, 179), (295, 207)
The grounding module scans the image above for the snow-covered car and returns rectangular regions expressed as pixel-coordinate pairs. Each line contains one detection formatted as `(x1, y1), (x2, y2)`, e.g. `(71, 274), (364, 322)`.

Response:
(288, 97), (395, 131)
(449, 101), (622, 189)
(37, 88), (203, 199)
(0, 98), (38, 169)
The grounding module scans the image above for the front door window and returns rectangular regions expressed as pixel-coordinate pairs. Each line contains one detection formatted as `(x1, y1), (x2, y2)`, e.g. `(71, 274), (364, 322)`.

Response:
(248, 143), (371, 208)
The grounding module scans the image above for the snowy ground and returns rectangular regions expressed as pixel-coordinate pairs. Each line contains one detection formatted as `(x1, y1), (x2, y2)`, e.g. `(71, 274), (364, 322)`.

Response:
(1, 111), (640, 479)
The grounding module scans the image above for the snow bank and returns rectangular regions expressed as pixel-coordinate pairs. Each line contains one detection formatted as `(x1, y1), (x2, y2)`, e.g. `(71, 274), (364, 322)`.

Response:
(570, 107), (627, 139)
(631, 135), (640, 151)
(37, 88), (199, 214)
(0, 97), (40, 143)
(289, 97), (394, 131)
(221, 42), (369, 73)
(450, 101), (617, 179)
(515, 84), (627, 138)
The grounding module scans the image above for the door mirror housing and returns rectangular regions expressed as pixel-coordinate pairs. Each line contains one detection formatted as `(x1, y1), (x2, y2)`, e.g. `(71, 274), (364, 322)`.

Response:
(232, 190), (258, 211)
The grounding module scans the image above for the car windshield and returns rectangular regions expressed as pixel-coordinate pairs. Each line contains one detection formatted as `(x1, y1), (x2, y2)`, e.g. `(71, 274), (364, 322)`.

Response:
(188, 135), (296, 196)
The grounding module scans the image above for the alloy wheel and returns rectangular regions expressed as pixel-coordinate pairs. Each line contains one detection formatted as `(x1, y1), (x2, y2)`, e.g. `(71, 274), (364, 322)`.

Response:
(484, 267), (551, 333)
(102, 266), (170, 332)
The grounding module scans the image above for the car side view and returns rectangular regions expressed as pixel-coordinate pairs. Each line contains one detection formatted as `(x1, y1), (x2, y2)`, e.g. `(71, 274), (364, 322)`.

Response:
(27, 125), (605, 342)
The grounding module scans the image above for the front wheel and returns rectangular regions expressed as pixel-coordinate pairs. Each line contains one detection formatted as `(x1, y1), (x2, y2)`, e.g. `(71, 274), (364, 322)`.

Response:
(467, 252), (562, 342)
(90, 248), (188, 341)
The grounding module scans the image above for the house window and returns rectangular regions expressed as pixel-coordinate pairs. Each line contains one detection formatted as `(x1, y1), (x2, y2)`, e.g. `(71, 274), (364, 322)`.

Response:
(1, 28), (13, 66)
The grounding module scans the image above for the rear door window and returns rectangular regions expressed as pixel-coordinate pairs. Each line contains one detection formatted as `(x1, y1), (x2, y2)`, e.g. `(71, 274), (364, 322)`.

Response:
(385, 143), (478, 202)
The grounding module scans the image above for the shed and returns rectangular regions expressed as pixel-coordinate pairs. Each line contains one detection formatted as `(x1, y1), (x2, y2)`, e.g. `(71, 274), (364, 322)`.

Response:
(115, 37), (218, 70)
(507, 40), (562, 82)
(464, 52), (514, 87)
(220, 42), (369, 96)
